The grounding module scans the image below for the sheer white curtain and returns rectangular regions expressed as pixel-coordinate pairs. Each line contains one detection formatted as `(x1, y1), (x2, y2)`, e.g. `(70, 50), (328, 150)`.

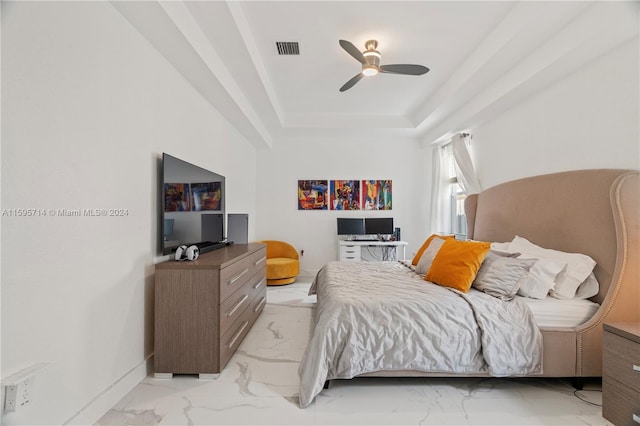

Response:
(429, 144), (450, 234)
(451, 133), (482, 194)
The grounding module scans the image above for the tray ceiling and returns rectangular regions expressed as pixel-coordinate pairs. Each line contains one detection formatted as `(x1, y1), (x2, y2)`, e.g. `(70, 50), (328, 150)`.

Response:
(113, 1), (639, 148)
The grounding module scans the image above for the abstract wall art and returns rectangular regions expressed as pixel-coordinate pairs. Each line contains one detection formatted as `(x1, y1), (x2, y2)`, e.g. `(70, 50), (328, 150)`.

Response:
(298, 180), (329, 210)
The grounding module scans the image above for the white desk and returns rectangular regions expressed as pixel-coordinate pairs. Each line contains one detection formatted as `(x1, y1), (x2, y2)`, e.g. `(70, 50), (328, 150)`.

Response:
(338, 240), (408, 262)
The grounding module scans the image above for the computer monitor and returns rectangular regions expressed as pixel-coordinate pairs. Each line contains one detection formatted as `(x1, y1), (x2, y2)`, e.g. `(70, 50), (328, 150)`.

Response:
(365, 217), (394, 235)
(337, 218), (365, 236)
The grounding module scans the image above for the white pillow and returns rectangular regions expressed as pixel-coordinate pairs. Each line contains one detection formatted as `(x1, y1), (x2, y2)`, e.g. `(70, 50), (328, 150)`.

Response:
(490, 242), (511, 252)
(508, 236), (596, 299)
(516, 258), (567, 299)
(415, 236), (446, 275)
(573, 272), (600, 299)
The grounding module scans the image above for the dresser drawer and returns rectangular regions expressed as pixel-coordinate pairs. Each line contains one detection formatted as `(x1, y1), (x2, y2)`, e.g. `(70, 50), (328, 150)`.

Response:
(250, 247), (267, 270)
(249, 274), (267, 316)
(341, 256), (360, 262)
(251, 292), (267, 317)
(340, 245), (361, 254)
(604, 331), (640, 393)
(339, 245), (361, 261)
(219, 248), (267, 302)
(249, 273), (267, 302)
(219, 269), (264, 335)
(220, 258), (254, 303)
(219, 302), (257, 369)
(603, 375), (640, 426)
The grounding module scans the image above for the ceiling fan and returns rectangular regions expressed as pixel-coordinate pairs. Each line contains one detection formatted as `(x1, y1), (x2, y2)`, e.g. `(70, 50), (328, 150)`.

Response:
(338, 39), (430, 92)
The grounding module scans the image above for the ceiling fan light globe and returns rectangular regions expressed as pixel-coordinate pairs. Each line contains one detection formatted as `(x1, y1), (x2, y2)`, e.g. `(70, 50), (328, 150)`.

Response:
(362, 66), (378, 77)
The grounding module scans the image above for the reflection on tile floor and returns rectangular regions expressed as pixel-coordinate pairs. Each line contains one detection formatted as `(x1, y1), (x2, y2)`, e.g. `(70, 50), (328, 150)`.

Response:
(96, 280), (610, 425)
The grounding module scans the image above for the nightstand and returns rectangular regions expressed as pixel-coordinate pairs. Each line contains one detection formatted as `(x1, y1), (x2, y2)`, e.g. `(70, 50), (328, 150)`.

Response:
(602, 322), (640, 426)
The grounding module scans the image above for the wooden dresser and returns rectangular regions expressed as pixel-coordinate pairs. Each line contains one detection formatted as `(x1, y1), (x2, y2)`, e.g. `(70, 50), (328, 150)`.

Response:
(154, 243), (267, 378)
(602, 322), (640, 426)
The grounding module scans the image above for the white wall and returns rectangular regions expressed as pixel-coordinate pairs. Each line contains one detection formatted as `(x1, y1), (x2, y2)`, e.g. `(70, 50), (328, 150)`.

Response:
(472, 37), (640, 189)
(255, 139), (431, 275)
(1, 2), (256, 424)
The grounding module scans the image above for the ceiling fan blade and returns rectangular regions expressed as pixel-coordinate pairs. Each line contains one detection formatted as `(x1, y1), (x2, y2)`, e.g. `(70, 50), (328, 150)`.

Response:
(339, 73), (365, 92)
(379, 64), (430, 75)
(339, 39), (367, 65)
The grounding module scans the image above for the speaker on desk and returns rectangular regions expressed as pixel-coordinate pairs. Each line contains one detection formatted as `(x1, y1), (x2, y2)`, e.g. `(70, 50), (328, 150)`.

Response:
(394, 227), (401, 241)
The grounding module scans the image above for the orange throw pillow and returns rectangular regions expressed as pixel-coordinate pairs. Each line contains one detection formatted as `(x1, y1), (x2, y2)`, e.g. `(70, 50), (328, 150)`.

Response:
(425, 239), (491, 292)
(411, 234), (455, 266)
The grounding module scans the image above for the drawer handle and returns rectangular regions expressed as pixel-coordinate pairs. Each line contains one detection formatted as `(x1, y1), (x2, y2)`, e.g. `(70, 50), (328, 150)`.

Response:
(226, 321), (249, 349)
(633, 364), (640, 372)
(255, 256), (266, 266)
(633, 414), (640, 424)
(226, 294), (248, 317)
(253, 278), (265, 290)
(228, 268), (249, 286)
(254, 296), (266, 313)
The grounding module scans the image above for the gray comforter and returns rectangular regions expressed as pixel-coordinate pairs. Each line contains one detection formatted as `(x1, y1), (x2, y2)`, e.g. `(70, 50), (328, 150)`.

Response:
(298, 261), (542, 408)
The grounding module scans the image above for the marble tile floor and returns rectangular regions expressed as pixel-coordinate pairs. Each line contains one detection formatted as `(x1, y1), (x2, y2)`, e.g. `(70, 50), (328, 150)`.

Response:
(97, 279), (609, 426)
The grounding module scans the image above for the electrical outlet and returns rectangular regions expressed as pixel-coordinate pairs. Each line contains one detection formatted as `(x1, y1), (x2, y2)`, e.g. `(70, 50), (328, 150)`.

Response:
(2, 362), (48, 413)
(3, 377), (34, 412)
(18, 377), (33, 408)
(4, 385), (17, 412)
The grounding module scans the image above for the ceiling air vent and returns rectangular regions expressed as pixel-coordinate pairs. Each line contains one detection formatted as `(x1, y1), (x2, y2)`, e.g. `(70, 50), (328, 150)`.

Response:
(276, 42), (300, 55)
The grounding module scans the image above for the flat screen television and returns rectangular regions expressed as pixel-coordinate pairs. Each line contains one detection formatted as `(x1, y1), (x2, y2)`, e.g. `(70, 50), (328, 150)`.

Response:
(161, 153), (225, 255)
(365, 217), (394, 235)
(337, 218), (365, 236)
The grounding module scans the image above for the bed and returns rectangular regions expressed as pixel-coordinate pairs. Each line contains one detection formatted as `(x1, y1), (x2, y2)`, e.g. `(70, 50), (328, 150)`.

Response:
(298, 169), (639, 408)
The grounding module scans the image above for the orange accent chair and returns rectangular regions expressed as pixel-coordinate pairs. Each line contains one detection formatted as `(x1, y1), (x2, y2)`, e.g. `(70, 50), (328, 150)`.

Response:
(261, 240), (300, 285)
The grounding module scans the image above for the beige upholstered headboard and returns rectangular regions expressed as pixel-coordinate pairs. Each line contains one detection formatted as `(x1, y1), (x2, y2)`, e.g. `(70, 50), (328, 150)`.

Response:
(465, 169), (639, 376)
(465, 169), (638, 306)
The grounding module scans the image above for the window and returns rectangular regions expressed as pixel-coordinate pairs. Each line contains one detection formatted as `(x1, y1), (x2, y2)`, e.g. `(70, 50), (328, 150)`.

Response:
(444, 144), (467, 239)
(431, 133), (478, 238)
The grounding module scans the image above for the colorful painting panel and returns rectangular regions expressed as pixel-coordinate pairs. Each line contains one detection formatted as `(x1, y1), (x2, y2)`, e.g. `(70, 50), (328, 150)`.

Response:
(363, 180), (393, 210)
(330, 180), (361, 210)
(191, 182), (222, 211)
(164, 183), (191, 212)
(298, 180), (329, 210)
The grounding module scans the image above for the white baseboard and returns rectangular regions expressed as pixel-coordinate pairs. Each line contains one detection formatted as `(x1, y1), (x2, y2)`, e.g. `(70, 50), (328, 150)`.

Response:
(63, 355), (153, 425)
